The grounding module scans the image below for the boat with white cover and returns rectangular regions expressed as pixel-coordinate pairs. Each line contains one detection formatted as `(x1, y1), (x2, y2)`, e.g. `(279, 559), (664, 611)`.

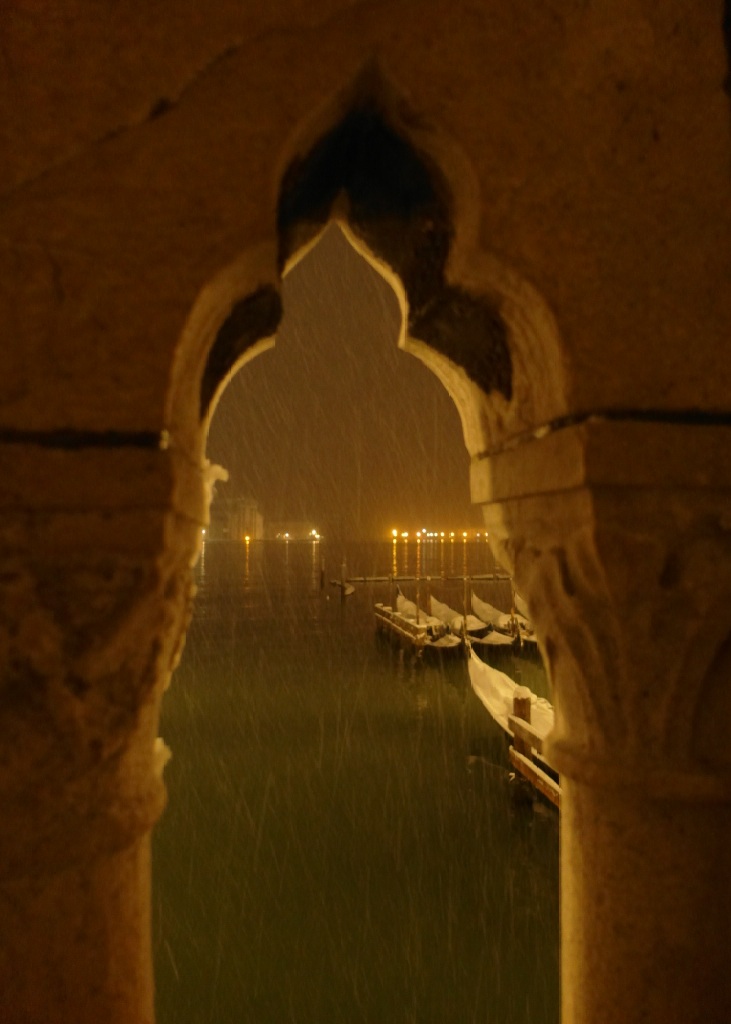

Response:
(468, 645), (560, 806)
(428, 594), (490, 638)
(467, 646), (554, 740)
(388, 590), (463, 654)
(471, 590), (538, 649)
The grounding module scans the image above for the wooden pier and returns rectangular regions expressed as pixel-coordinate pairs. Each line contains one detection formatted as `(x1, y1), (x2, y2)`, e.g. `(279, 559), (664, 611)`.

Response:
(374, 602), (429, 648)
(374, 602), (463, 656)
(348, 572), (512, 584)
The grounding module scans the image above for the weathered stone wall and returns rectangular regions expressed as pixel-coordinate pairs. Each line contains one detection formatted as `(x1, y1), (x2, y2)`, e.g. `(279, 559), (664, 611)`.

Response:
(1, 3), (728, 444)
(1, 3), (729, 1022)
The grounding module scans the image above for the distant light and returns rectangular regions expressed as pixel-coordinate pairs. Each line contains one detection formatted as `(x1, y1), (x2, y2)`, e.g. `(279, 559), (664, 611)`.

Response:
(463, 531), (467, 538)
(450, 531), (455, 538)
(401, 531), (409, 538)
(284, 532), (289, 539)
(244, 535), (250, 542)
(440, 531), (445, 538)
(201, 528), (206, 535)
(391, 529), (398, 538)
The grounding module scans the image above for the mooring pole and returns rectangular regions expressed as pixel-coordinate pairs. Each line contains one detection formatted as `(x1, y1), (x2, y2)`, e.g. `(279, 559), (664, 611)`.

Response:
(512, 688), (532, 756)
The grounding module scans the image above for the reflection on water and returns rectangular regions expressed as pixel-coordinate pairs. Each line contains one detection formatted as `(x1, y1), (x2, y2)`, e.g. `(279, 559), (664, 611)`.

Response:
(153, 541), (558, 1024)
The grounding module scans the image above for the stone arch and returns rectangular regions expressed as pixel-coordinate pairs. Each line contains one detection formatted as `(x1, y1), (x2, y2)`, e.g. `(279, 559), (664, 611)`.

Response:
(273, 69), (569, 459)
(166, 242), (282, 460)
(156, 76), (572, 1021)
(166, 66), (568, 484)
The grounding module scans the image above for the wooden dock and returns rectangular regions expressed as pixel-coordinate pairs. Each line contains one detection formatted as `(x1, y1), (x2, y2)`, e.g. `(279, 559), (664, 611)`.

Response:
(349, 573), (512, 584)
(374, 602), (429, 648)
(374, 602), (463, 657)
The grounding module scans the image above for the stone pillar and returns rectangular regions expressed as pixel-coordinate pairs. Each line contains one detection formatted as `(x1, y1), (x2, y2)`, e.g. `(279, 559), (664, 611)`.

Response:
(474, 419), (731, 1024)
(0, 442), (203, 1024)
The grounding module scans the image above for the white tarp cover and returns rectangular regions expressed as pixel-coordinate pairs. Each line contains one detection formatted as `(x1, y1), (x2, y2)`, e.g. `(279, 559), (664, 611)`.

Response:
(396, 592), (444, 630)
(474, 630), (515, 647)
(471, 591), (532, 635)
(468, 647), (554, 740)
(429, 595), (488, 636)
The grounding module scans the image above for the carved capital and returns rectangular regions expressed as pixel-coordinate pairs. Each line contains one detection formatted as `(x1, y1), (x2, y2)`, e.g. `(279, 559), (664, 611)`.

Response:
(476, 421), (731, 800)
(0, 446), (203, 878)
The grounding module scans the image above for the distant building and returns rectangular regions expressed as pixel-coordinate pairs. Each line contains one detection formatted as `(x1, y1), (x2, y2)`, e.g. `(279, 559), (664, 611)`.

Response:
(208, 496), (263, 540)
(267, 520), (321, 541)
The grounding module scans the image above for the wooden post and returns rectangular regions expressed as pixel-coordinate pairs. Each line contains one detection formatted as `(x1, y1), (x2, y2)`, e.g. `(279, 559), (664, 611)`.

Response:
(463, 575), (470, 642)
(415, 577), (420, 624)
(512, 686), (532, 756)
(509, 578), (516, 635)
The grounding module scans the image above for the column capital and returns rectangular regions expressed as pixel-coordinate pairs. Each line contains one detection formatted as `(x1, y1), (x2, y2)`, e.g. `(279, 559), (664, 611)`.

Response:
(0, 444), (202, 878)
(474, 419), (731, 800)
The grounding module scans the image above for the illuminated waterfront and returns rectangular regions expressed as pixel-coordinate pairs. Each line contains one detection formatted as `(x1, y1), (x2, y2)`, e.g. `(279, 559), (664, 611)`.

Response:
(153, 540), (558, 1024)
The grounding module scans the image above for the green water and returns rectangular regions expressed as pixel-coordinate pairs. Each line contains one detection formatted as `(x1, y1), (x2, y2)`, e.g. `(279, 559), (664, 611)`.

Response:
(153, 540), (559, 1023)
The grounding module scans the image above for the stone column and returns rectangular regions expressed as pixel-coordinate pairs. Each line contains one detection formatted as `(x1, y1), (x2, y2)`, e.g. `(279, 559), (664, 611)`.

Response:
(473, 419), (731, 1024)
(0, 442), (203, 1024)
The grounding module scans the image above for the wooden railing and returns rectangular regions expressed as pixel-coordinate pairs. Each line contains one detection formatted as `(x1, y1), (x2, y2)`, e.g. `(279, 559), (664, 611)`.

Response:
(507, 688), (561, 808)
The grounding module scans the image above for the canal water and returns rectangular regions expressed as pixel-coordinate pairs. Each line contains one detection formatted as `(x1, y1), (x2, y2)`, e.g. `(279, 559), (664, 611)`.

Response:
(153, 539), (559, 1024)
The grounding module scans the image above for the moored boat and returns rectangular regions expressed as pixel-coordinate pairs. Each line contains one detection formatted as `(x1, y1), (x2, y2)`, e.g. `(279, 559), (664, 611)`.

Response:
(471, 590), (538, 650)
(374, 589), (463, 656)
(396, 588), (445, 635)
(467, 645), (559, 806)
(428, 594), (490, 638)
(467, 645), (554, 739)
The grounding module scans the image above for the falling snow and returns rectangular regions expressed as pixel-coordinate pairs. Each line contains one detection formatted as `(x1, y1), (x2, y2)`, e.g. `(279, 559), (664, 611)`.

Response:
(154, 541), (559, 1024)
(206, 225), (480, 542)
(153, 239), (558, 1024)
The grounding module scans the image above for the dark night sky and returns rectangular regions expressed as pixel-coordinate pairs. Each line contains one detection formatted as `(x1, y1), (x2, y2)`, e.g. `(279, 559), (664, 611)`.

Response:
(206, 226), (480, 540)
